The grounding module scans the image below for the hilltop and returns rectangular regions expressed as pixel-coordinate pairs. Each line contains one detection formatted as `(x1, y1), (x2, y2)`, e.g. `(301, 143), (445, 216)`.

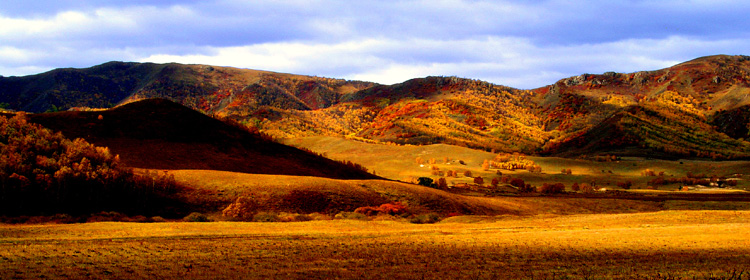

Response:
(3, 55), (750, 159)
(0, 61), (375, 113)
(20, 98), (378, 179)
(538, 55), (750, 158)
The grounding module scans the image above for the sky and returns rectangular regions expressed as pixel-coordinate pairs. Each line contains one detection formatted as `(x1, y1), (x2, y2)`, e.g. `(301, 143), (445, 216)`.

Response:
(1, 0), (749, 89)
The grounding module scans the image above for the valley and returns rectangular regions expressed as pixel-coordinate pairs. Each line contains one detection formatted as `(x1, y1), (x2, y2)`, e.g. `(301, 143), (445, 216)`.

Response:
(2, 56), (750, 279)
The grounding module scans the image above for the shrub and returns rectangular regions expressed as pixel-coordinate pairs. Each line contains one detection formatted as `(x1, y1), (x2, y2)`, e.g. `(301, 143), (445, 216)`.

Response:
(50, 213), (82, 224)
(253, 212), (280, 222)
(509, 178), (525, 189)
(417, 177), (434, 187)
(183, 212), (209, 222)
(571, 182), (580, 192)
(510, 177), (534, 192)
(279, 213), (313, 222)
(580, 184), (595, 193)
(491, 177), (500, 187)
(334, 211), (369, 221)
(617, 181), (633, 189)
(463, 170), (473, 177)
(307, 213), (333, 221)
(410, 213), (441, 224)
(87, 211), (127, 222)
(526, 165), (542, 173)
(127, 215), (152, 223)
(355, 202), (409, 216)
(222, 197), (259, 221)
(482, 160), (490, 171)
(436, 177), (448, 189)
(539, 183), (565, 194)
(473, 176), (484, 185)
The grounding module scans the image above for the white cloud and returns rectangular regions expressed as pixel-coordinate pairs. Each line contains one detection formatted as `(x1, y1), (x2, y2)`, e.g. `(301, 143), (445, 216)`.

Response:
(137, 35), (750, 88)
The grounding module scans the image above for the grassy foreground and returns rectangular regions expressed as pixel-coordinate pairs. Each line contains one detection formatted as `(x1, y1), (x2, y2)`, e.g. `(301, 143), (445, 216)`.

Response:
(2, 211), (749, 279)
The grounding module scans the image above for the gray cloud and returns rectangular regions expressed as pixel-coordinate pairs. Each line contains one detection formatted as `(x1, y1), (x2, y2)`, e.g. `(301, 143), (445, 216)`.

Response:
(1, 0), (749, 88)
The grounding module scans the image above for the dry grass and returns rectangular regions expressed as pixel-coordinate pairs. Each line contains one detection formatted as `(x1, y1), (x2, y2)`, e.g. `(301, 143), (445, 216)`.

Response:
(284, 136), (750, 191)
(2, 211), (749, 279)
(162, 169), (669, 216)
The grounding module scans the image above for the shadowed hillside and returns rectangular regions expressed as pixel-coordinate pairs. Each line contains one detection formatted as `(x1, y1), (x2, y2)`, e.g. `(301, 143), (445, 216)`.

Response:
(23, 98), (378, 179)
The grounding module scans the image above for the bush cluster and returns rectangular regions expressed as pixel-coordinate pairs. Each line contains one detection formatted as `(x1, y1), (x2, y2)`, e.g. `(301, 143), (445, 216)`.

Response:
(334, 211), (369, 220)
(0, 113), (185, 216)
(183, 212), (210, 222)
(539, 183), (565, 194)
(410, 213), (441, 224)
(354, 202), (409, 216)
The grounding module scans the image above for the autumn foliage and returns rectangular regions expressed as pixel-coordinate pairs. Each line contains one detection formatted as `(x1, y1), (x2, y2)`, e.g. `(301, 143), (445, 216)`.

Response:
(355, 202), (409, 216)
(0, 113), (184, 216)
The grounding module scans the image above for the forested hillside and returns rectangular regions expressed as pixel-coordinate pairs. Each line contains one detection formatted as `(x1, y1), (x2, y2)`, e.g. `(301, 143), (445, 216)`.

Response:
(3, 55), (750, 159)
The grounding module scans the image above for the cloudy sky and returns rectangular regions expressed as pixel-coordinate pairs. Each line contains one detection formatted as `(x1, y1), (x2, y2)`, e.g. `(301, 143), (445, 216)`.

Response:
(1, 0), (749, 89)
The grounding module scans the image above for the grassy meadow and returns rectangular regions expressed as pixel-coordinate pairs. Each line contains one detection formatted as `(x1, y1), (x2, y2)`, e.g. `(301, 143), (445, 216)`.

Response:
(161, 169), (673, 217)
(2, 211), (750, 279)
(284, 136), (750, 191)
(3, 137), (750, 279)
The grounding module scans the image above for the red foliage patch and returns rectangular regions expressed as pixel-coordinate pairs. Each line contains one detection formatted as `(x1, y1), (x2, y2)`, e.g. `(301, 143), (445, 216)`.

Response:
(355, 202), (409, 216)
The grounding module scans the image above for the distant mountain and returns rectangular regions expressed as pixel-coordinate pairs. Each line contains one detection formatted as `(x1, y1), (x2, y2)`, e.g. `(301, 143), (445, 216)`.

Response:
(0, 61), (375, 113)
(264, 55), (750, 159)
(537, 55), (750, 159)
(3, 55), (750, 159)
(20, 98), (379, 179)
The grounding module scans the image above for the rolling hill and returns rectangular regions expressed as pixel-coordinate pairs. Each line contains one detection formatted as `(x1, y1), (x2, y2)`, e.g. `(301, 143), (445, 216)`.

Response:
(537, 55), (750, 158)
(0, 61), (375, 114)
(3, 55), (750, 159)
(17, 98), (378, 179)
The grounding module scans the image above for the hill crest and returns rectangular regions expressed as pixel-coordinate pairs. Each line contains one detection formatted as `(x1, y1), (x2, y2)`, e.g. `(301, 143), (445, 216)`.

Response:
(4, 55), (750, 159)
(22, 98), (379, 179)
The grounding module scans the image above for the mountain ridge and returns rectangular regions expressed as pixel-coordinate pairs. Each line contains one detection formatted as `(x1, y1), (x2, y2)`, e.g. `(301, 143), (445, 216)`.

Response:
(3, 55), (750, 159)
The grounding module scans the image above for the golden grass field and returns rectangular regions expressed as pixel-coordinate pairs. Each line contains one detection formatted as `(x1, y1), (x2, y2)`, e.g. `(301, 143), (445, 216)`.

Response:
(4, 138), (750, 279)
(284, 136), (750, 191)
(164, 169), (688, 217)
(2, 210), (749, 279)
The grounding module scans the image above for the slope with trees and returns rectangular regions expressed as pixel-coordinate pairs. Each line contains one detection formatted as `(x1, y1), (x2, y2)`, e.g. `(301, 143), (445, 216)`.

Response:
(0, 112), (184, 216)
(21, 98), (379, 180)
(3, 55), (750, 159)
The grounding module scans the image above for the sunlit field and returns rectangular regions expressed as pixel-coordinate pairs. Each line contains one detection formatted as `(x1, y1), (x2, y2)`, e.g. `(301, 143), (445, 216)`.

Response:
(2, 210), (749, 279)
(284, 136), (750, 192)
